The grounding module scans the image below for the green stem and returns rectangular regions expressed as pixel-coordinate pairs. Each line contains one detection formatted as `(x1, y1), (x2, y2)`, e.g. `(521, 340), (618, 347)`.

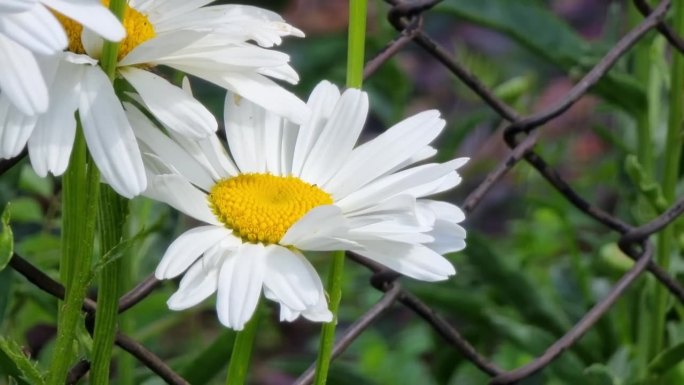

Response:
(47, 127), (101, 385)
(100, 0), (127, 80)
(345, 0), (367, 90)
(312, 2), (366, 383)
(648, 0), (684, 373)
(90, 186), (128, 385)
(88, 2), (127, 383)
(225, 307), (261, 385)
(312, 250), (346, 385)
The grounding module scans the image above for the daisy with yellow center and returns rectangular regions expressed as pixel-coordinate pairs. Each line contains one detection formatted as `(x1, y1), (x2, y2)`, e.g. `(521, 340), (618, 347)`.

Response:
(0, 0), (308, 199)
(132, 80), (468, 330)
(0, 0), (124, 115)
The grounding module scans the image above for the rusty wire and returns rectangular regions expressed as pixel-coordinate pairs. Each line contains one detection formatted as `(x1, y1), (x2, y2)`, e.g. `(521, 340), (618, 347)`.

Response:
(3, 0), (684, 383)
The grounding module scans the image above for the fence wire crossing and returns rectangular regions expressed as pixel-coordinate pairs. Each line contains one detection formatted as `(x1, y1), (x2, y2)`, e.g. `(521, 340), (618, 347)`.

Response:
(3, 0), (684, 384)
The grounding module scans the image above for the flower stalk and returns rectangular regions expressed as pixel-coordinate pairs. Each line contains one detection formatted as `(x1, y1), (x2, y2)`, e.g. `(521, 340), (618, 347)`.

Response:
(225, 305), (261, 385)
(90, 1), (129, 383)
(47, 125), (101, 385)
(313, 1), (367, 384)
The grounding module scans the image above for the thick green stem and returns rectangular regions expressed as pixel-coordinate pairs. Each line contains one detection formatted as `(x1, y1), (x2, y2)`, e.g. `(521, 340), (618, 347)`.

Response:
(47, 128), (100, 385)
(345, 0), (367, 90)
(88, 2), (127, 383)
(312, 250), (346, 385)
(647, 0), (684, 373)
(90, 186), (128, 385)
(225, 307), (261, 385)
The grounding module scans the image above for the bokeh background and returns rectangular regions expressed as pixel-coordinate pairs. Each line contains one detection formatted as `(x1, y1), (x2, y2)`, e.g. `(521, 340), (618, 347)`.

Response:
(1, 0), (676, 384)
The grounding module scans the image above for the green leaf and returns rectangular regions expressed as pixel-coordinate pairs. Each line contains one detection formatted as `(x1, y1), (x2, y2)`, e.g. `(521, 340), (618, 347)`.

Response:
(92, 224), (158, 274)
(0, 204), (13, 272)
(0, 338), (45, 385)
(624, 155), (668, 211)
(436, 0), (645, 114)
(584, 364), (620, 385)
(0, 269), (13, 326)
(648, 340), (684, 376)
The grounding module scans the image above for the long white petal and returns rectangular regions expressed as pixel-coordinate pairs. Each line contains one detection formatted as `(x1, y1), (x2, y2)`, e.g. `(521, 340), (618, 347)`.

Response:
(216, 243), (266, 330)
(281, 205), (358, 251)
(325, 110), (445, 199)
(79, 66), (146, 198)
(0, 0), (39, 13)
(356, 241), (456, 282)
(0, 34), (47, 115)
(167, 247), (221, 310)
(155, 225), (234, 279)
(223, 92), (267, 173)
(0, 3), (66, 54)
(291, 80), (340, 176)
(143, 166), (219, 225)
(299, 88), (368, 186)
(263, 246), (323, 311)
(121, 67), (217, 139)
(43, 0), (125, 42)
(0, 95), (37, 158)
(27, 59), (83, 176)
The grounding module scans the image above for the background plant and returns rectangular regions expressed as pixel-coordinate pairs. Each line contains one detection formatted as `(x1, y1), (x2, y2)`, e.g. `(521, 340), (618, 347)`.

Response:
(3, 0), (684, 384)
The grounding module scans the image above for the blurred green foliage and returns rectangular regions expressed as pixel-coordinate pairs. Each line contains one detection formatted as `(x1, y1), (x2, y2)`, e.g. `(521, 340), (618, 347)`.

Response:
(2, 0), (684, 384)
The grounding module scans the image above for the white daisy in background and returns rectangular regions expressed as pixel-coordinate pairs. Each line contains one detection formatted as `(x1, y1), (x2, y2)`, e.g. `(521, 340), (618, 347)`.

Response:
(0, 0), (308, 199)
(0, 0), (124, 115)
(132, 80), (468, 330)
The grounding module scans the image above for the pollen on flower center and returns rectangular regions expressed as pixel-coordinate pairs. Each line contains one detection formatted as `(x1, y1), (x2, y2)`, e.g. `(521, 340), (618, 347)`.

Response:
(209, 173), (333, 245)
(55, 1), (155, 61)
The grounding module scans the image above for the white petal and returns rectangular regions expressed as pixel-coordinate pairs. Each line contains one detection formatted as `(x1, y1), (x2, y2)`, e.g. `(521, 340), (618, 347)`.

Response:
(142, 165), (219, 225)
(155, 225), (234, 279)
(79, 65), (146, 198)
(337, 159), (466, 213)
(0, 95), (37, 158)
(426, 220), (467, 255)
(263, 246), (323, 311)
(417, 200), (465, 224)
(325, 110), (445, 199)
(0, 3), (66, 54)
(291, 80), (341, 176)
(121, 67), (217, 139)
(299, 88), (368, 186)
(119, 30), (207, 66)
(356, 241), (456, 282)
(174, 64), (309, 124)
(0, 0), (39, 13)
(126, 102), (215, 190)
(0, 34), (47, 115)
(167, 247), (221, 310)
(281, 205), (356, 251)
(43, 0), (125, 42)
(27, 59), (83, 176)
(216, 243), (267, 330)
(223, 92), (267, 173)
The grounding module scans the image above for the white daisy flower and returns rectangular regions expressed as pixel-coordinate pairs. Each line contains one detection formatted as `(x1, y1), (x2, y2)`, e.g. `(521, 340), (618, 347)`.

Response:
(133, 80), (468, 330)
(0, 0), (308, 199)
(0, 0), (124, 115)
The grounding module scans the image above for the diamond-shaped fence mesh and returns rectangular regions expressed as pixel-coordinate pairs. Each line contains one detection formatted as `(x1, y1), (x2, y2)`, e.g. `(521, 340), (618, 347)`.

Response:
(3, 0), (684, 384)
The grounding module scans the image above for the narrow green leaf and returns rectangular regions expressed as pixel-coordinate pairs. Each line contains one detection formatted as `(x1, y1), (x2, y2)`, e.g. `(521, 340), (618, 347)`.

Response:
(0, 338), (46, 385)
(584, 364), (619, 385)
(647, 341), (684, 375)
(0, 204), (13, 271)
(92, 224), (156, 274)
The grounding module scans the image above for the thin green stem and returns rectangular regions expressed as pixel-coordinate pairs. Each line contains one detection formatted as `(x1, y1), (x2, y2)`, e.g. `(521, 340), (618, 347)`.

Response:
(100, 0), (127, 80)
(91, 186), (128, 385)
(345, 0), (367, 90)
(47, 127), (101, 385)
(225, 307), (261, 385)
(312, 250), (346, 385)
(647, 0), (684, 375)
(312, 2), (366, 383)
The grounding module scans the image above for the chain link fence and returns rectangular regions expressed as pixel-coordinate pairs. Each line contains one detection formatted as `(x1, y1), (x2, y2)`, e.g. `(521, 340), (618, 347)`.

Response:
(3, 0), (684, 384)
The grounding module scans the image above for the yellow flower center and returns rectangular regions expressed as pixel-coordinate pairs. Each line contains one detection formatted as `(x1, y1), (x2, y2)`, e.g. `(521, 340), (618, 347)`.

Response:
(209, 173), (333, 245)
(55, 1), (155, 61)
